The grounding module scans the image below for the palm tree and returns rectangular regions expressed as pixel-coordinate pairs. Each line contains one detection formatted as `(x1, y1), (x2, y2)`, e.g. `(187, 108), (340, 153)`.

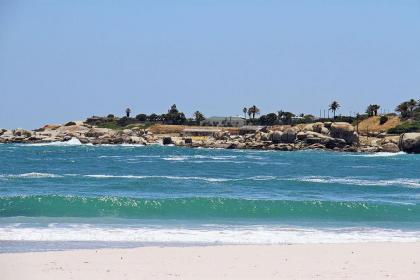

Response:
(372, 104), (380, 116)
(366, 104), (380, 116)
(242, 107), (247, 119)
(247, 105), (260, 119)
(193, 111), (205, 125)
(407, 99), (417, 117)
(125, 108), (131, 118)
(329, 101), (340, 119)
(396, 102), (409, 119)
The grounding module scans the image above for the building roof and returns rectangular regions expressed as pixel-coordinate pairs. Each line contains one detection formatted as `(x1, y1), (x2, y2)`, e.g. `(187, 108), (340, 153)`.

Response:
(204, 116), (245, 121)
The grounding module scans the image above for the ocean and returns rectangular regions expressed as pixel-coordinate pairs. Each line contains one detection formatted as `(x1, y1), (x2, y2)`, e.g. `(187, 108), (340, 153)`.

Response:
(1, 142), (419, 252)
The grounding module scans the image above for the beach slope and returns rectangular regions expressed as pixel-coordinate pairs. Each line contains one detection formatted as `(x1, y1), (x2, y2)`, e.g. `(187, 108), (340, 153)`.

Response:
(1, 243), (420, 280)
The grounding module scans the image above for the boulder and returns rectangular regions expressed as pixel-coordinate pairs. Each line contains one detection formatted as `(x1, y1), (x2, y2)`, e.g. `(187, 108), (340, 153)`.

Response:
(35, 124), (61, 132)
(302, 124), (314, 132)
(320, 127), (330, 135)
(129, 136), (146, 145)
(399, 133), (420, 154)
(122, 129), (136, 136)
(324, 138), (347, 149)
(380, 143), (400, 153)
(213, 131), (230, 140)
(85, 128), (106, 138)
(13, 129), (32, 138)
(260, 132), (270, 142)
(270, 131), (283, 144)
(359, 146), (381, 153)
(312, 122), (325, 134)
(183, 138), (193, 144)
(324, 122), (332, 129)
(306, 143), (326, 150)
(296, 131), (307, 141)
(280, 128), (297, 143)
(330, 122), (359, 145)
(0, 129), (13, 138)
(162, 137), (173, 145)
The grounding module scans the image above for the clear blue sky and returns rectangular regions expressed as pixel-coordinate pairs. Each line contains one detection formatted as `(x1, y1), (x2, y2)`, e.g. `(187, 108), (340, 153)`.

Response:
(1, 0), (419, 129)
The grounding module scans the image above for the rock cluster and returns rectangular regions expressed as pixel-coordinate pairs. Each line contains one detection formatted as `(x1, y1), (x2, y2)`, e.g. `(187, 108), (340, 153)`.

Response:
(0, 124), (154, 145)
(399, 133), (420, 153)
(176, 122), (362, 152)
(0, 121), (416, 153)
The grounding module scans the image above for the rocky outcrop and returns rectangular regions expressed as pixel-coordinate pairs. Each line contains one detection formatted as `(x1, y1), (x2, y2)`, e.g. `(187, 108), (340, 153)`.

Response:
(270, 131), (283, 144)
(399, 133), (420, 153)
(280, 128), (297, 143)
(330, 122), (359, 145)
(2, 120), (409, 154)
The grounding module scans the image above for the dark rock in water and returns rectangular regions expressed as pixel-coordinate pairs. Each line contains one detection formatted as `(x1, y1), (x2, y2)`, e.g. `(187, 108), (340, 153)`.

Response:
(162, 137), (173, 145)
(399, 133), (420, 153)
(184, 138), (193, 144)
(325, 138), (347, 149)
(343, 146), (358, 153)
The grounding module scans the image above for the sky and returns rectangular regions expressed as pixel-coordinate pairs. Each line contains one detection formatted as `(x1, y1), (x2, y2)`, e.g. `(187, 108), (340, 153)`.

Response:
(0, 0), (419, 129)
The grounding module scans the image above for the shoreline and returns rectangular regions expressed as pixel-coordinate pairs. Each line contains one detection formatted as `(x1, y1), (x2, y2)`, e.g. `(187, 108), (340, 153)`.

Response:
(1, 242), (419, 279)
(2, 121), (418, 153)
(0, 138), (408, 154)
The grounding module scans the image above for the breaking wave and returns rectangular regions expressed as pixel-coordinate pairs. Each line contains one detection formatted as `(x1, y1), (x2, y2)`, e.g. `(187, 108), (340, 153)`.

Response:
(1, 195), (419, 221)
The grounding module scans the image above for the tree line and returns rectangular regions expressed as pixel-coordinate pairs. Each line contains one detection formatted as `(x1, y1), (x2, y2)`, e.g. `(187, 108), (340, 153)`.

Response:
(107, 98), (419, 127)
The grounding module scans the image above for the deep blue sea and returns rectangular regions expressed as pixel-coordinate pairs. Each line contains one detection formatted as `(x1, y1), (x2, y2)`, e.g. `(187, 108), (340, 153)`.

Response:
(1, 141), (420, 252)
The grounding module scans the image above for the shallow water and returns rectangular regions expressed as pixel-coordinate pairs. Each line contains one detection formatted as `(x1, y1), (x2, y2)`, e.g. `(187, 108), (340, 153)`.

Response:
(0, 143), (419, 252)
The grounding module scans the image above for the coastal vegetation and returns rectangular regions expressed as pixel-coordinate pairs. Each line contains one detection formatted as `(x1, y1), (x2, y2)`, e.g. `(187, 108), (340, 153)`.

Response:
(83, 98), (419, 134)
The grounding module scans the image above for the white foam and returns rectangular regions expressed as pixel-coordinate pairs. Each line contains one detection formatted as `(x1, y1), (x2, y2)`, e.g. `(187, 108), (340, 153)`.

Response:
(162, 155), (238, 161)
(24, 137), (83, 146)
(83, 174), (231, 182)
(296, 176), (420, 188)
(0, 172), (62, 179)
(354, 151), (407, 157)
(1, 225), (419, 244)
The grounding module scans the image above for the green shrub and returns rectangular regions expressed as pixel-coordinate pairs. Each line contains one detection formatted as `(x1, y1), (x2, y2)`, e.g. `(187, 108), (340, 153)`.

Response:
(379, 115), (388, 125)
(65, 121), (76, 126)
(117, 117), (137, 127)
(388, 121), (420, 134)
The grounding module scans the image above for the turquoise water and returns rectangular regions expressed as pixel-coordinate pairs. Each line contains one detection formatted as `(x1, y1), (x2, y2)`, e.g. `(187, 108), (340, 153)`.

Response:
(1, 143), (419, 251)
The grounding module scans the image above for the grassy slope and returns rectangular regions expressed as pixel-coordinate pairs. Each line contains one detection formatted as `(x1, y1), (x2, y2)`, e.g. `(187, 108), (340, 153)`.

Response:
(356, 116), (401, 134)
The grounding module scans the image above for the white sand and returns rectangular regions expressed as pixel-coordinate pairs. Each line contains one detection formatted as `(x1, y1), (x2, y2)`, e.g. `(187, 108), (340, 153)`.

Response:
(1, 243), (420, 279)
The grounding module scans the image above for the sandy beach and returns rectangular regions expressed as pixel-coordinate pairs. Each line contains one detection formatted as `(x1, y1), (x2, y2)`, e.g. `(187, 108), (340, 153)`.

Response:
(1, 242), (419, 280)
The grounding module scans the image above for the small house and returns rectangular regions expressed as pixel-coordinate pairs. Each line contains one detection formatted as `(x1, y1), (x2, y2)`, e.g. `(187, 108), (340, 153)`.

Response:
(201, 116), (246, 127)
